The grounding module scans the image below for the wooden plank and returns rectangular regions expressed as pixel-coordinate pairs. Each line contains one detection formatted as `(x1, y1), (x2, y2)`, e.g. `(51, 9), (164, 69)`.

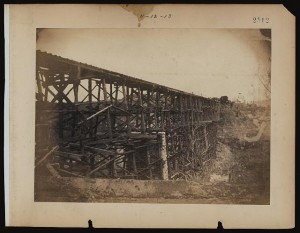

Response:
(36, 71), (43, 95)
(46, 163), (61, 178)
(86, 156), (117, 176)
(114, 163), (137, 177)
(57, 168), (85, 178)
(83, 145), (116, 155)
(78, 105), (112, 124)
(35, 145), (59, 168)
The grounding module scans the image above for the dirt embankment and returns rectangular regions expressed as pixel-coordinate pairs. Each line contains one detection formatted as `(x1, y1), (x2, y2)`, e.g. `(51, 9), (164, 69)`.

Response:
(35, 103), (270, 204)
(195, 103), (270, 204)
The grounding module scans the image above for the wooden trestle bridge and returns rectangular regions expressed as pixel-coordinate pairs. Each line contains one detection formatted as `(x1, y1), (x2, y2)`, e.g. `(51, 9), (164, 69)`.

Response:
(35, 50), (220, 180)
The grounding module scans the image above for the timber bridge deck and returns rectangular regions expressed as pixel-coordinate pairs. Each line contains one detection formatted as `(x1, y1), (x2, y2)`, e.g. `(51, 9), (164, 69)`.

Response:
(35, 50), (220, 180)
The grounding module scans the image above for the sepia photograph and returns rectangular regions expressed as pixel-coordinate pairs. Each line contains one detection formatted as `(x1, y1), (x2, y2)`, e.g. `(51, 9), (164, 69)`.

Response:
(5, 4), (294, 228)
(34, 28), (271, 204)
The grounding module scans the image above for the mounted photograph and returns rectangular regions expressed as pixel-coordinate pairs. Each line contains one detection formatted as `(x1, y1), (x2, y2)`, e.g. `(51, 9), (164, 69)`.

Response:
(34, 28), (271, 204)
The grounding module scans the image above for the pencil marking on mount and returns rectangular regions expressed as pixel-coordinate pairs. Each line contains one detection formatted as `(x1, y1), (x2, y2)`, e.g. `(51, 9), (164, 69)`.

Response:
(120, 4), (154, 27)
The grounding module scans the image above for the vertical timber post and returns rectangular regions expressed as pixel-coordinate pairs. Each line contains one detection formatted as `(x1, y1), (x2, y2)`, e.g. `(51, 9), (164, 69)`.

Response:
(138, 87), (145, 134)
(146, 146), (153, 179)
(36, 71), (43, 97)
(58, 76), (64, 139)
(72, 66), (80, 137)
(132, 152), (137, 178)
(88, 78), (93, 138)
(94, 81), (101, 136)
(122, 84), (131, 133)
(158, 132), (168, 180)
(155, 91), (160, 131)
(102, 78), (108, 104)
(107, 108), (113, 140)
(74, 66), (80, 103)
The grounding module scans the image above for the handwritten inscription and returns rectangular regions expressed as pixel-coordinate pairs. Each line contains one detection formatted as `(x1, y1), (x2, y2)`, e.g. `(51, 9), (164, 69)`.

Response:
(253, 17), (270, 23)
(139, 14), (172, 20)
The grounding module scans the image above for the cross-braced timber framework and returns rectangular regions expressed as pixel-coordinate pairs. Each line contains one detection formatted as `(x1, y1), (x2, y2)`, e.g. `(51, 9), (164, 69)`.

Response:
(35, 50), (220, 180)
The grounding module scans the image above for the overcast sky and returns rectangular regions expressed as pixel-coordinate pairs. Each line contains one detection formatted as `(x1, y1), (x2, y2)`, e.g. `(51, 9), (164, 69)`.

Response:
(37, 28), (271, 102)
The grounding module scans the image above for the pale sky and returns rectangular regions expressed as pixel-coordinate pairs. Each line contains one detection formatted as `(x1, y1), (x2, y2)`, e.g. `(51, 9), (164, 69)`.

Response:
(37, 28), (271, 102)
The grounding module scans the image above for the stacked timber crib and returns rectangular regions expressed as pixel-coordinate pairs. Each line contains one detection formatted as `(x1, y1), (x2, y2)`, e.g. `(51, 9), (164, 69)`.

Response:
(35, 50), (220, 180)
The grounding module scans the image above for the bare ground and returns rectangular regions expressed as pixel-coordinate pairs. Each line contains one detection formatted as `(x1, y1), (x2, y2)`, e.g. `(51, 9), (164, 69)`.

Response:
(35, 104), (270, 204)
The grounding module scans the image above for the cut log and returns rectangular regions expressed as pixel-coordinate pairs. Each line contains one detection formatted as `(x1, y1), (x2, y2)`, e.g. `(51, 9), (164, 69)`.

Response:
(35, 145), (59, 168)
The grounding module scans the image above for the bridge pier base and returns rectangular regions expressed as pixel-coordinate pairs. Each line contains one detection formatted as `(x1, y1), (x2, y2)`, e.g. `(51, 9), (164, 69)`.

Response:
(158, 132), (168, 180)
